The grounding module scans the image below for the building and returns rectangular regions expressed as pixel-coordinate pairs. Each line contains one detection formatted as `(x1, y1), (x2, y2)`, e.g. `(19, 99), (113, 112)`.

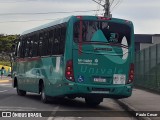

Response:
(135, 34), (160, 52)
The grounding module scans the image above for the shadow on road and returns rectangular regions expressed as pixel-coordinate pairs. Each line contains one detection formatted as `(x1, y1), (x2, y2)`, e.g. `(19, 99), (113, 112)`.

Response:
(25, 93), (112, 110)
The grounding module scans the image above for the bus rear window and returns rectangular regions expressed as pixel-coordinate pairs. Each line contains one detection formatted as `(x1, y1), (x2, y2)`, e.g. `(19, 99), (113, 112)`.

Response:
(74, 21), (131, 46)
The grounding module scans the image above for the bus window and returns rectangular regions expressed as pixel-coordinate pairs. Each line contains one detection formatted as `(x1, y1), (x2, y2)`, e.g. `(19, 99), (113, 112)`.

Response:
(24, 37), (31, 57)
(101, 22), (131, 46)
(29, 36), (34, 57)
(32, 35), (38, 57)
(44, 31), (49, 55)
(21, 38), (26, 58)
(48, 30), (54, 55)
(59, 26), (66, 54)
(38, 33), (43, 56)
(53, 28), (60, 55)
(73, 21), (131, 47)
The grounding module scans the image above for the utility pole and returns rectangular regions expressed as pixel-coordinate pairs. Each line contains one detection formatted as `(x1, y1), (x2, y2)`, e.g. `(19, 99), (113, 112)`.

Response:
(104, 0), (110, 17)
(92, 0), (111, 17)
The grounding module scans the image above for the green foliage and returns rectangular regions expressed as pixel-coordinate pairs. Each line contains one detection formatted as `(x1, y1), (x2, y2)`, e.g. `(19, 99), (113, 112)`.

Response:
(0, 61), (11, 66)
(0, 34), (19, 53)
(0, 34), (19, 65)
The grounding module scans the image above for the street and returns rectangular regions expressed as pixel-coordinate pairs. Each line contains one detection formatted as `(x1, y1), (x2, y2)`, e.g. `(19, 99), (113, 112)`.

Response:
(0, 82), (136, 120)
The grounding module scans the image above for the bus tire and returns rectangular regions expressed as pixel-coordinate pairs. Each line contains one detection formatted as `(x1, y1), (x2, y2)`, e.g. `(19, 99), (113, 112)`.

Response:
(40, 84), (49, 103)
(85, 97), (103, 107)
(67, 95), (76, 99)
(17, 84), (26, 96)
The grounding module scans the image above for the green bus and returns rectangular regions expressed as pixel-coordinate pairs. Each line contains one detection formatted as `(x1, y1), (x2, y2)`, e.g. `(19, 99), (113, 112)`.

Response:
(12, 16), (134, 106)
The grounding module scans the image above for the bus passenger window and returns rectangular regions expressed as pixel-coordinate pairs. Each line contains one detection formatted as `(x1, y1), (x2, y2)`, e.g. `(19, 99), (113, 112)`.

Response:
(53, 28), (60, 55)
(48, 30), (54, 55)
(32, 35), (38, 57)
(29, 36), (34, 57)
(25, 37), (31, 57)
(38, 33), (43, 56)
(59, 26), (66, 54)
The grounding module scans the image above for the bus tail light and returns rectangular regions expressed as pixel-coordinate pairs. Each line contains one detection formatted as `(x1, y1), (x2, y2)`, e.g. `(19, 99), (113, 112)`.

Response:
(127, 63), (134, 84)
(65, 60), (74, 81)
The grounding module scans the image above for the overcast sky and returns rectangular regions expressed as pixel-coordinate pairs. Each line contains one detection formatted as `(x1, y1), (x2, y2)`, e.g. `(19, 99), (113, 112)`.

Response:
(0, 0), (160, 34)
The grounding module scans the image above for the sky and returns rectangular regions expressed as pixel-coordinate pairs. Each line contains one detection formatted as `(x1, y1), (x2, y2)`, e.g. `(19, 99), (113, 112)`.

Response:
(0, 0), (160, 35)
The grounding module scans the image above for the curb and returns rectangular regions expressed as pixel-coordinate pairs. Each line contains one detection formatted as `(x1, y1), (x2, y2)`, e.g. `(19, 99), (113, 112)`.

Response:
(116, 99), (152, 120)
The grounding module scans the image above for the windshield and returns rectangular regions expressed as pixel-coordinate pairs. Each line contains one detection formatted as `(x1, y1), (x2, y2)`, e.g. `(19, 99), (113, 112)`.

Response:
(74, 20), (131, 47)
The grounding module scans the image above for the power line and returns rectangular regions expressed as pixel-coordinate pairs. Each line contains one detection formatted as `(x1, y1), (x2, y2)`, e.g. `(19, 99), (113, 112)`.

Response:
(110, 0), (115, 6)
(92, 0), (104, 7)
(110, 0), (123, 11)
(0, 18), (58, 23)
(0, 0), (38, 3)
(0, 9), (101, 16)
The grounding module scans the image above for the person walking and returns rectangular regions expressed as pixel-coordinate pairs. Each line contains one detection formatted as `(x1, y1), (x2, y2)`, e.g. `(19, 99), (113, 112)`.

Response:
(1, 67), (5, 79)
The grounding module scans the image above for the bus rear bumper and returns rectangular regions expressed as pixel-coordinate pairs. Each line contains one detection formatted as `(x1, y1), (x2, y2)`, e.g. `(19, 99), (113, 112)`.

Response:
(65, 83), (133, 99)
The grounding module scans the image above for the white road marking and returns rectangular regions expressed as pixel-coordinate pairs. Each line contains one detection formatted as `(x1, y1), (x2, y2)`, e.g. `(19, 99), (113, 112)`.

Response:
(0, 90), (8, 93)
(0, 84), (12, 87)
(0, 106), (37, 111)
(47, 106), (60, 120)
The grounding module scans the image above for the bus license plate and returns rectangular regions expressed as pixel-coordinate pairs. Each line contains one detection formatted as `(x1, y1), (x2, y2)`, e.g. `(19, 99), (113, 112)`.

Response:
(93, 78), (106, 83)
(113, 74), (126, 84)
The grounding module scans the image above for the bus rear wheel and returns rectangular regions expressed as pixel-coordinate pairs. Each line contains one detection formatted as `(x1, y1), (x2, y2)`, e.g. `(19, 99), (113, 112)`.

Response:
(40, 84), (49, 103)
(17, 85), (26, 96)
(85, 97), (103, 107)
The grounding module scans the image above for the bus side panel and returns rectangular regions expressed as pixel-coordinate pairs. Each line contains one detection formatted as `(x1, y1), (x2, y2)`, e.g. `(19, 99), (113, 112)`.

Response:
(16, 61), (26, 91)
(45, 19), (76, 97)
(41, 56), (65, 96)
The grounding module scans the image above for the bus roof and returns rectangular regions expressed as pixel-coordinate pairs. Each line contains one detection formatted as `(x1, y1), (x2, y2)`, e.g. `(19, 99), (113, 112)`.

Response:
(21, 15), (133, 36)
(21, 16), (72, 36)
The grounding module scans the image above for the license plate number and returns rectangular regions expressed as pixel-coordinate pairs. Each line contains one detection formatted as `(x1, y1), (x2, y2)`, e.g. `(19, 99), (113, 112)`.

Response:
(93, 78), (106, 83)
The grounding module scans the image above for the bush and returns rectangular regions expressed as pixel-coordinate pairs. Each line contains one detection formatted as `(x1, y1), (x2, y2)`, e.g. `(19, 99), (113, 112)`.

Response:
(0, 61), (11, 66)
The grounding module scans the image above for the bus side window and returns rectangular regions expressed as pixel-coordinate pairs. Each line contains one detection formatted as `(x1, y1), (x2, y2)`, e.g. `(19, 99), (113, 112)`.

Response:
(25, 37), (31, 57)
(59, 25), (66, 54)
(43, 31), (49, 56)
(38, 33), (43, 56)
(53, 28), (60, 55)
(32, 34), (38, 57)
(21, 37), (26, 58)
(48, 29), (54, 55)
(29, 35), (34, 57)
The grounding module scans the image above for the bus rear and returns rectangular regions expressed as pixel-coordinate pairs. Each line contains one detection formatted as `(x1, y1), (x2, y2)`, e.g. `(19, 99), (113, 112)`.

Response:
(65, 16), (134, 105)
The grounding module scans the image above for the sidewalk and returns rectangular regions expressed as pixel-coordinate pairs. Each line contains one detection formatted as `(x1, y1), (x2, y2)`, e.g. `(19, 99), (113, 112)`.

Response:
(117, 88), (160, 120)
(0, 76), (12, 83)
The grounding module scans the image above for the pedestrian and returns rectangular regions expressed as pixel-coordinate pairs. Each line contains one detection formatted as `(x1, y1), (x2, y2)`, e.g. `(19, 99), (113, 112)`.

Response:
(1, 67), (5, 79)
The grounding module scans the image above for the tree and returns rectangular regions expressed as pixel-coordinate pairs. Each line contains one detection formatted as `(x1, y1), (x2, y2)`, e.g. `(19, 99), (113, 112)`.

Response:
(0, 34), (19, 53)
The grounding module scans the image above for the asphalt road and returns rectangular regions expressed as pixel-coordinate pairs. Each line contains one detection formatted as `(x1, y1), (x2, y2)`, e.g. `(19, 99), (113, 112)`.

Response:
(0, 82), (137, 120)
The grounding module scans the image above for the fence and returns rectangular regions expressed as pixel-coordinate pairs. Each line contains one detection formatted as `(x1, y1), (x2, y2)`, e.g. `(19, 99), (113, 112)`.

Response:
(134, 44), (160, 92)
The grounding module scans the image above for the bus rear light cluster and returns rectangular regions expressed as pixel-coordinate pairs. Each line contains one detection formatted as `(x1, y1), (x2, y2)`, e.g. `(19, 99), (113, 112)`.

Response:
(65, 60), (74, 81)
(127, 63), (134, 84)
